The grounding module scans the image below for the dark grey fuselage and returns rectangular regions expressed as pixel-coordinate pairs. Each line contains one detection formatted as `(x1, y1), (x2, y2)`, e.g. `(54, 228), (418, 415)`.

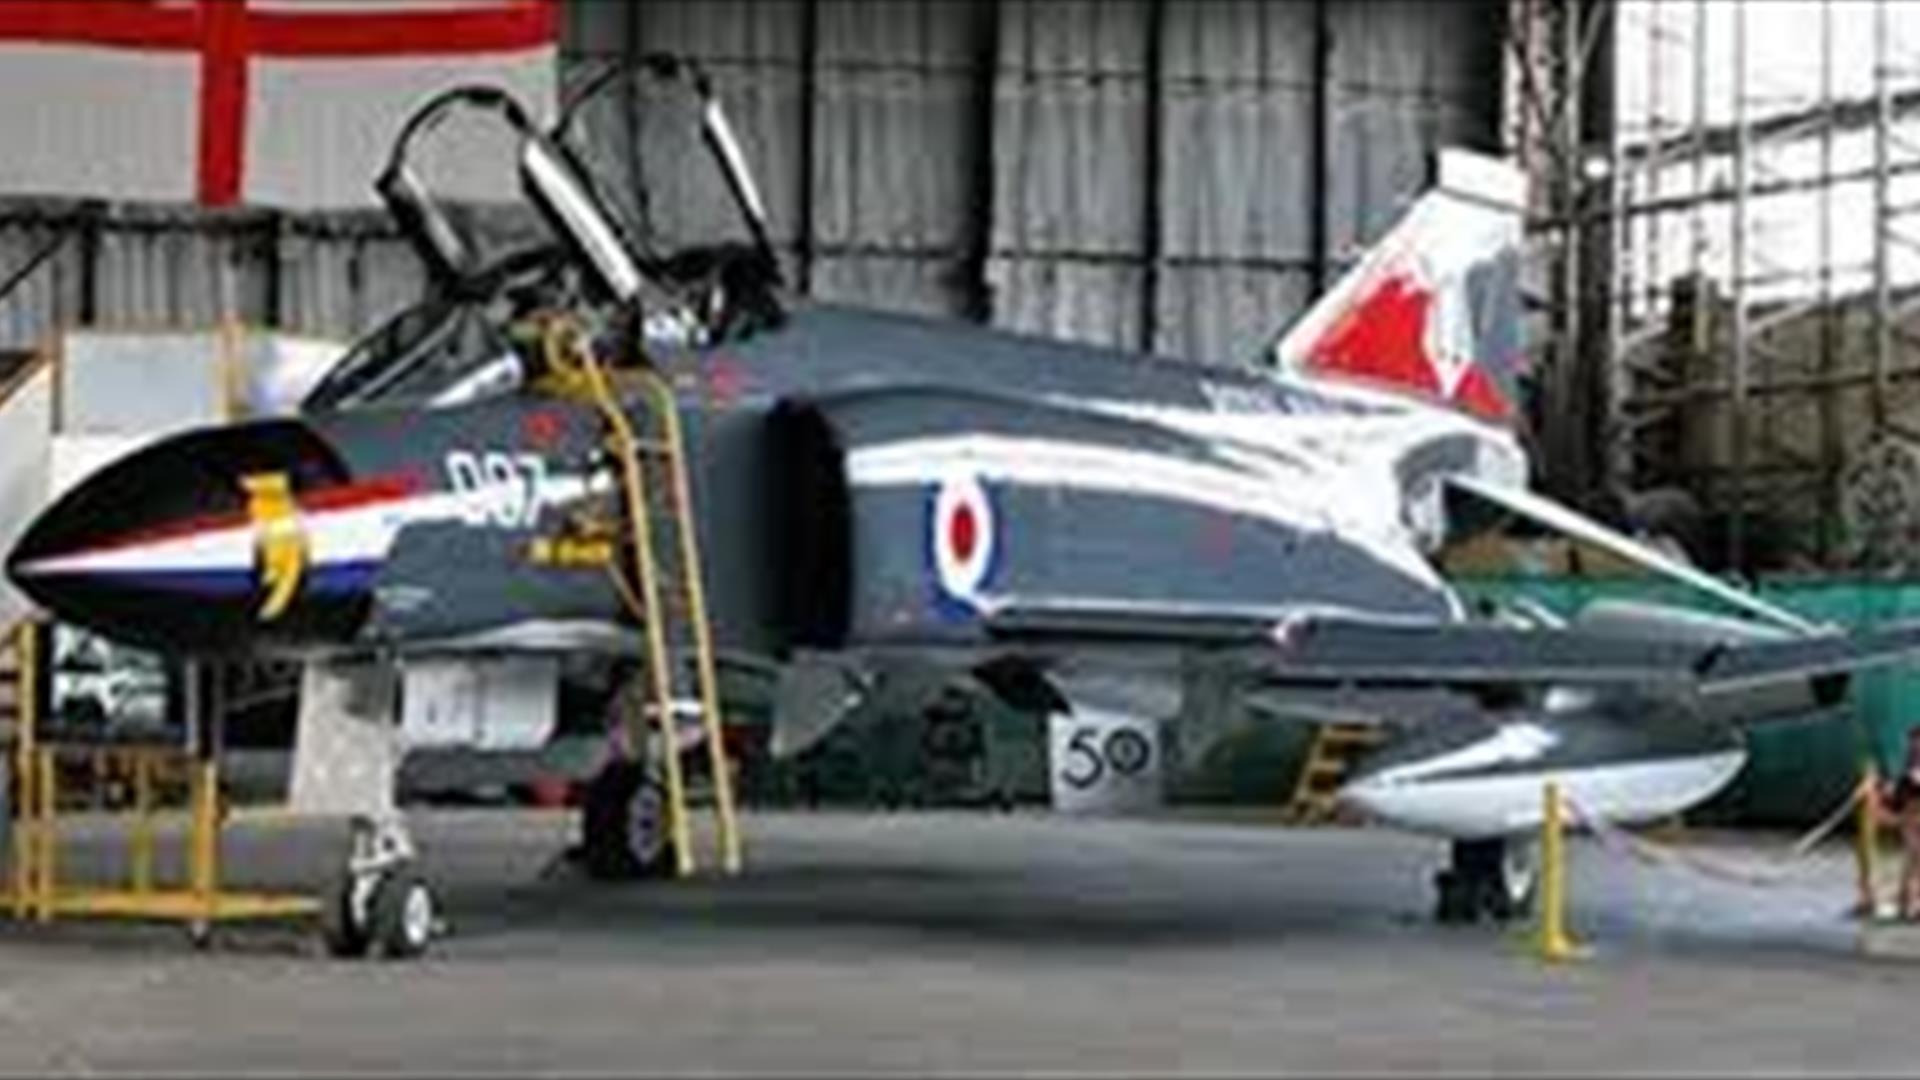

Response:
(651, 304), (1480, 662)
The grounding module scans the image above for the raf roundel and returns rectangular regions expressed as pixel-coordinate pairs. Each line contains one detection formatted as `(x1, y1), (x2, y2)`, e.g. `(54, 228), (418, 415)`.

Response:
(931, 473), (998, 604)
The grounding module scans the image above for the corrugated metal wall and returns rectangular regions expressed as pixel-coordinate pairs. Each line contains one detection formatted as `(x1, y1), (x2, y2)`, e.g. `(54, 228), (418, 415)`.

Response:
(0, 0), (1502, 367)
(0, 206), (420, 350)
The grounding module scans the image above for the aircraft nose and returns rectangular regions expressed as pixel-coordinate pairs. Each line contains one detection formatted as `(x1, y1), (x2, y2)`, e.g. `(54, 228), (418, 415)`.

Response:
(6, 419), (379, 656)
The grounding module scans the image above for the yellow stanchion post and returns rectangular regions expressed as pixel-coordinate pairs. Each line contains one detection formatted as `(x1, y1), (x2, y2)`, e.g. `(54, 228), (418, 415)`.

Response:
(130, 752), (154, 896)
(1857, 764), (1884, 920)
(1534, 780), (1586, 963)
(9, 622), (33, 920)
(190, 759), (219, 915)
(35, 748), (54, 923)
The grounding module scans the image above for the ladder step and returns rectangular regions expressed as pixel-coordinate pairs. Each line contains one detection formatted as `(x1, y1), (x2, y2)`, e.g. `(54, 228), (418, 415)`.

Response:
(1282, 722), (1384, 824)
(1319, 735), (1382, 750)
(607, 436), (677, 457)
(1317, 728), (1382, 747)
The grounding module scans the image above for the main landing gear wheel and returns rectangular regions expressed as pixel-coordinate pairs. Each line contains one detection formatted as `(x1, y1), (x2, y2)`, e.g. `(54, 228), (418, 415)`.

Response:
(321, 814), (442, 960)
(1433, 838), (1537, 925)
(580, 758), (677, 881)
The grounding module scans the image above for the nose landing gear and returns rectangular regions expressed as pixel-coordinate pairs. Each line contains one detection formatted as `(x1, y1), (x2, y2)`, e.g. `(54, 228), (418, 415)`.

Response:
(321, 814), (442, 959)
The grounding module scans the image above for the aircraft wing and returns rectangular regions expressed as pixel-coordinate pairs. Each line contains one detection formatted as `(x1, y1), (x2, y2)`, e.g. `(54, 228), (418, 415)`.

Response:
(981, 598), (1920, 697)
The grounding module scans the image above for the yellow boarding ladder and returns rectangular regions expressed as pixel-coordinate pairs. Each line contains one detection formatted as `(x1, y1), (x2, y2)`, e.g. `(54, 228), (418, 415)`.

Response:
(1283, 722), (1385, 825)
(0, 621), (18, 748)
(550, 321), (742, 878)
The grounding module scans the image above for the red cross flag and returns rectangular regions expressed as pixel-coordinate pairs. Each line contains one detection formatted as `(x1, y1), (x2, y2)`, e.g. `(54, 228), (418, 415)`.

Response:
(0, 0), (558, 208)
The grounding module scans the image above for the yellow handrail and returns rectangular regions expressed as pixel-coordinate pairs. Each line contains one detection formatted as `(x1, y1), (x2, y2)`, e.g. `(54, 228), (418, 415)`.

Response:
(548, 321), (694, 876)
(642, 371), (742, 874)
(539, 317), (743, 878)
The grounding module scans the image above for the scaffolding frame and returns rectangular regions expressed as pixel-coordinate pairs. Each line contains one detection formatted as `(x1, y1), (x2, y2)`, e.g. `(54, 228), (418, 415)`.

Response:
(1513, 0), (1920, 574)
(2, 622), (318, 944)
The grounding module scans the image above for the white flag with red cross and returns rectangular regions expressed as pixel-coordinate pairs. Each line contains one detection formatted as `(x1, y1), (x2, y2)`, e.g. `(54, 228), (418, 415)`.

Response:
(0, 0), (558, 209)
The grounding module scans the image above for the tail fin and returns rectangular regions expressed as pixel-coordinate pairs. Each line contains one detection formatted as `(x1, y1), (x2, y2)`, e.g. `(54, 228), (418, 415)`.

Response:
(1273, 149), (1526, 426)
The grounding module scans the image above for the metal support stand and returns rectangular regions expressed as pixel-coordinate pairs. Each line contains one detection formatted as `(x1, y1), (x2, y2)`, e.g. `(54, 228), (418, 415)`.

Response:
(1, 630), (319, 945)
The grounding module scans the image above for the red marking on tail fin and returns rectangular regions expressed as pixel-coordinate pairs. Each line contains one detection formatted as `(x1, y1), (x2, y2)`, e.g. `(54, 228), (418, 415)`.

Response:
(1302, 271), (1512, 424)
(1304, 274), (1440, 397)
(1451, 364), (1513, 424)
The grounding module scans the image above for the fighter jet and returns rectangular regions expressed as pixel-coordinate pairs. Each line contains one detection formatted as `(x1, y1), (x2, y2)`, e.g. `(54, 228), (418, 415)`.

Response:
(9, 58), (1920, 948)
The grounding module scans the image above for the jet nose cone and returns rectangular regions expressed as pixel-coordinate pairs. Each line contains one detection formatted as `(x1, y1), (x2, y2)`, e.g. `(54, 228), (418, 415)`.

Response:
(8, 419), (374, 656)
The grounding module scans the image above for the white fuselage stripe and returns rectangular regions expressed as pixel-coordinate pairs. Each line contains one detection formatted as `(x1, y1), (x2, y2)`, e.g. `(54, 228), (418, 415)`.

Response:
(845, 430), (1460, 607)
(848, 434), (1335, 534)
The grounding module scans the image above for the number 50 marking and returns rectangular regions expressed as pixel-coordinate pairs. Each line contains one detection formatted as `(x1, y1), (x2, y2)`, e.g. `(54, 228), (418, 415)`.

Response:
(1061, 724), (1154, 790)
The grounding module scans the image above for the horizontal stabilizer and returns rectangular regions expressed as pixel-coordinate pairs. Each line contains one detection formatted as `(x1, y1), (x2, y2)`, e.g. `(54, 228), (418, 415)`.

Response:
(1444, 474), (1821, 636)
(1698, 621), (1920, 694)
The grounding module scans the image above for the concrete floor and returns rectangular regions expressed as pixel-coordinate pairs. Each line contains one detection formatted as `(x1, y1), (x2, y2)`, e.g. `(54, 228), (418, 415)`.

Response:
(0, 808), (1912, 1076)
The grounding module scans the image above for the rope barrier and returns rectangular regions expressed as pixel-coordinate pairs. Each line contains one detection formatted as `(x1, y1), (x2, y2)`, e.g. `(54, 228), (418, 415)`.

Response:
(1563, 776), (1870, 888)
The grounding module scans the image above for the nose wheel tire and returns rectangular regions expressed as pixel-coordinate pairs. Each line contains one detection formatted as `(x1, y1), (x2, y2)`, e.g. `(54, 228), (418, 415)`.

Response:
(321, 871), (372, 959)
(322, 863), (440, 959)
(321, 815), (440, 960)
(370, 869), (437, 960)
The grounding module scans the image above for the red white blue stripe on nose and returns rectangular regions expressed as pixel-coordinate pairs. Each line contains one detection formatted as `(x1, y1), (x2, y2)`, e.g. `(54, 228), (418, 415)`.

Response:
(12, 454), (608, 604)
(9, 475), (428, 598)
(932, 472), (997, 605)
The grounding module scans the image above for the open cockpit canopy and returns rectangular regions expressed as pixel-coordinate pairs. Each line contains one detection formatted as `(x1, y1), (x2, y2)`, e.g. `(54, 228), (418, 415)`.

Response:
(304, 57), (782, 413)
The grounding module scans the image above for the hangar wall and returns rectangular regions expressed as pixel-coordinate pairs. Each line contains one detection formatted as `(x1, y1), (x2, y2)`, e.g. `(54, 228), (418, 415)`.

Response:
(0, 0), (1503, 368)
(567, 0), (1503, 362)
